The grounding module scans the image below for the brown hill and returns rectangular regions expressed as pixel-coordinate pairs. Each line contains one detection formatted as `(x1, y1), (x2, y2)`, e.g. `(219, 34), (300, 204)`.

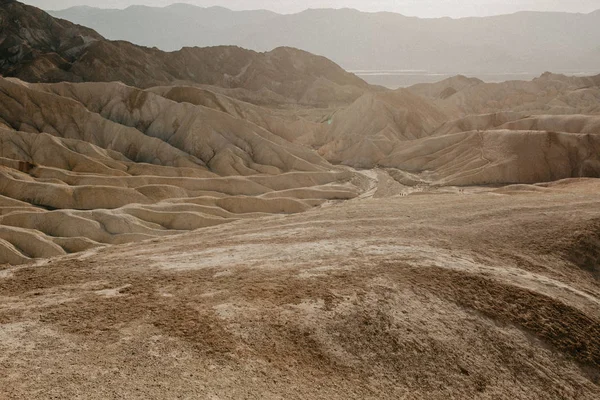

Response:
(316, 89), (450, 167)
(380, 129), (600, 186)
(0, 1), (370, 106)
(408, 75), (484, 100)
(0, 0), (103, 82)
(409, 72), (600, 116)
(147, 85), (451, 169)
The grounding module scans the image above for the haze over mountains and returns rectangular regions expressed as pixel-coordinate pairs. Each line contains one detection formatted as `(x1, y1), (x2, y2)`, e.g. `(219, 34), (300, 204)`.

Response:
(28, 0), (600, 16)
(50, 3), (600, 85)
(0, 2), (369, 106)
(2, 1), (600, 398)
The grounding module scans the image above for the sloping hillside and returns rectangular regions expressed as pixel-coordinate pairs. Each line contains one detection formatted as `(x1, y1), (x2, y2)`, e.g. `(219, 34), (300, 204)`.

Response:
(0, 77), (363, 265)
(2, 177), (600, 399)
(409, 72), (600, 115)
(1, 1), (370, 106)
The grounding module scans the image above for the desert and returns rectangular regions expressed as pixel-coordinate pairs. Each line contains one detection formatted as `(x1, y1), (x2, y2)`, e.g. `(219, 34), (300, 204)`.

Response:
(1, 1), (599, 398)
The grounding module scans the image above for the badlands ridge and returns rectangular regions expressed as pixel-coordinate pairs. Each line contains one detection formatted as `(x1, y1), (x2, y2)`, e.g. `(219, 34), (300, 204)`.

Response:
(1, 67), (599, 264)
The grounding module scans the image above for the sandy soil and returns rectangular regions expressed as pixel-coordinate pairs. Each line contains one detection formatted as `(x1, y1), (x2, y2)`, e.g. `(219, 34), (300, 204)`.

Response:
(1, 177), (599, 399)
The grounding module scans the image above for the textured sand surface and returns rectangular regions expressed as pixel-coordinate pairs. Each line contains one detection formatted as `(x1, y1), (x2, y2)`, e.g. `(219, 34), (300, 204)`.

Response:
(1, 178), (599, 399)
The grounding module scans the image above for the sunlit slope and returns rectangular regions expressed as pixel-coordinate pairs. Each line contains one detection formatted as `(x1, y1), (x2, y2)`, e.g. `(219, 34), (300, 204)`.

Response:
(0, 78), (363, 264)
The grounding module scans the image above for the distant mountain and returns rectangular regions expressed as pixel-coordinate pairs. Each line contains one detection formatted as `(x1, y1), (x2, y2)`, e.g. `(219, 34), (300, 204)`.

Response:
(0, 1), (370, 106)
(50, 4), (278, 52)
(50, 5), (600, 75)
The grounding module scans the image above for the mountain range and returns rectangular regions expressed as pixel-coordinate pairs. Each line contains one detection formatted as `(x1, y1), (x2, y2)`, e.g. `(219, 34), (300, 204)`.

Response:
(0, 1), (369, 107)
(50, 4), (600, 77)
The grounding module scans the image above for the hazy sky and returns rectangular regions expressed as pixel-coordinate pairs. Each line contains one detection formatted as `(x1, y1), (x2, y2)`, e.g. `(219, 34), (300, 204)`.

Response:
(26, 0), (600, 17)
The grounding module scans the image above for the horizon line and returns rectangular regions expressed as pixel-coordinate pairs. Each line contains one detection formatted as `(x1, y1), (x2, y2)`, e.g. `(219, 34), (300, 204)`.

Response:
(46, 2), (600, 20)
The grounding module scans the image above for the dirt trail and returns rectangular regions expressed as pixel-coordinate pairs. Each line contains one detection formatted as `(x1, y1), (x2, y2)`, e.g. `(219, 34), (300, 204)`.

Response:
(354, 169), (379, 199)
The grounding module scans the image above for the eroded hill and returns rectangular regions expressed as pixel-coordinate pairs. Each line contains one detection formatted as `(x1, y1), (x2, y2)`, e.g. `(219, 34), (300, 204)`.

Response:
(0, 77), (367, 264)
